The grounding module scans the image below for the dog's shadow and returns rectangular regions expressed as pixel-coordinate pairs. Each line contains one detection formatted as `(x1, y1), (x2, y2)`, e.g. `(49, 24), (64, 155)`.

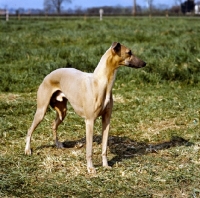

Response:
(58, 135), (192, 166)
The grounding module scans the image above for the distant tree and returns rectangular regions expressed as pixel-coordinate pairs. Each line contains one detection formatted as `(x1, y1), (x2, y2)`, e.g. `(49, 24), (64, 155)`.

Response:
(146, 0), (154, 14)
(170, 5), (181, 14)
(174, 0), (183, 14)
(174, 0), (182, 5)
(181, 0), (195, 13)
(133, 0), (137, 15)
(44, 0), (71, 14)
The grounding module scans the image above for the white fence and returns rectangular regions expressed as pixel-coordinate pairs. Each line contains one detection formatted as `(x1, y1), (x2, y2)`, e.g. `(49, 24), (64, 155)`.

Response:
(195, 5), (200, 14)
(0, 9), (9, 21)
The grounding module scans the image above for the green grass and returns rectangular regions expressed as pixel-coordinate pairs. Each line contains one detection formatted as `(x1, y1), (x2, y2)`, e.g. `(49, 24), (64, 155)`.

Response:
(0, 16), (200, 197)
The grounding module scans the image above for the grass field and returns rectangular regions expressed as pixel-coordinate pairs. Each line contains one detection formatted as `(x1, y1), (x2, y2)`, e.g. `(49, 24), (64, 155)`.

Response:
(0, 16), (200, 197)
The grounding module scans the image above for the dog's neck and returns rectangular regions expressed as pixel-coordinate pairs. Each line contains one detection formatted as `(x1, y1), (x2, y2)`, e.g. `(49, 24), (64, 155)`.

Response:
(93, 48), (119, 108)
(93, 48), (118, 84)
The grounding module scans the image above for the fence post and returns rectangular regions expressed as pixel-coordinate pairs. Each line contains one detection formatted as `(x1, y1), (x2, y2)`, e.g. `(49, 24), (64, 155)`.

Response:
(6, 10), (9, 21)
(99, 9), (103, 21)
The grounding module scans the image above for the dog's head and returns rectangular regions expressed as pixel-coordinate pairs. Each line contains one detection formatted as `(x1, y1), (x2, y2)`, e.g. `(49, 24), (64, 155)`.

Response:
(111, 42), (146, 69)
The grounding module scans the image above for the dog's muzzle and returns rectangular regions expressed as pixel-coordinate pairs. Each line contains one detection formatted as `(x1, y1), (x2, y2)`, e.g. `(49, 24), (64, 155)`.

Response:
(129, 61), (146, 69)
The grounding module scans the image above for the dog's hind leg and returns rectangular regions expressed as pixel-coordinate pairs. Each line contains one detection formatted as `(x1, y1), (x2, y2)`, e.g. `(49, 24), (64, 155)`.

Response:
(25, 108), (47, 155)
(25, 85), (53, 155)
(25, 105), (49, 155)
(50, 91), (67, 148)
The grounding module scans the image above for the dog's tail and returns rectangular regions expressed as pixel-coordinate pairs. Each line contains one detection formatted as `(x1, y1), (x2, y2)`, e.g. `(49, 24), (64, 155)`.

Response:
(50, 90), (67, 121)
(56, 92), (66, 102)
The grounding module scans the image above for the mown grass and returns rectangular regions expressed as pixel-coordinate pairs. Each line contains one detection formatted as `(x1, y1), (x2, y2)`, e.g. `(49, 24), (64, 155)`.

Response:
(0, 17), (200, 197)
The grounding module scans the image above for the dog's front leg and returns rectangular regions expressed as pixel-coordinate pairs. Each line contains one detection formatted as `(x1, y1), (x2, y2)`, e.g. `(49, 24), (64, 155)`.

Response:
(85, 119), (96, 174)
(102, 97), (113, 168)
(102, 116), (110, 168)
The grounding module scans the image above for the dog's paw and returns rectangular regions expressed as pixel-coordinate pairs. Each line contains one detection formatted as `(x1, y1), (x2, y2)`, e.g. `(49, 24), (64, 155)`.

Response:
(87, 167), (96, 174)
(55, 141), (64, 149)
(25, 140), (32, 155)
(103, 165), (112, 170)
(25, 148), (32, 155)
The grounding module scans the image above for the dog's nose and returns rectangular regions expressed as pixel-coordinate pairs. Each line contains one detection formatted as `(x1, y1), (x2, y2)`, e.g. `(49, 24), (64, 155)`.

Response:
(142, 62), (146, 67)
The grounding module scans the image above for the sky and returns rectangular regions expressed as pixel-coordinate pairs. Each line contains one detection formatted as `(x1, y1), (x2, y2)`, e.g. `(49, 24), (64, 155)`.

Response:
(0, 0), (176, 10)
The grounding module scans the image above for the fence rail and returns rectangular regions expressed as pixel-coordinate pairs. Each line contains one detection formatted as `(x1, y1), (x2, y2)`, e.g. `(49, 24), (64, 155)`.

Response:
(0, 9), (9, 21)
(1, 12), (200, 21)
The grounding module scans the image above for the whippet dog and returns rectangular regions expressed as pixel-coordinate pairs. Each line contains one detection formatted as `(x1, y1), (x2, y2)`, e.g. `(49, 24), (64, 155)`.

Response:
(25, 42), (146, 174)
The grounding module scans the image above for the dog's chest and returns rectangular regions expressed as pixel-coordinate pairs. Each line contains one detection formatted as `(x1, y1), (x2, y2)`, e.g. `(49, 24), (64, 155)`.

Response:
(93, 93), (110, 116)
(103, 96), (110, 109)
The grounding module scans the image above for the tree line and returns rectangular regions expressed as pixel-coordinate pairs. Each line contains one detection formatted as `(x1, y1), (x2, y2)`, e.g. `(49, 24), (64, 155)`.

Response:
(4, 0), (199, 15)
(43, 0), (198, 15)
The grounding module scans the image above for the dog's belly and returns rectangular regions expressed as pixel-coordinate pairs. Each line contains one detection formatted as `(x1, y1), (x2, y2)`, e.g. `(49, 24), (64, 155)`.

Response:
(69, 101), (86, 118)
(68, 98), (105, 119)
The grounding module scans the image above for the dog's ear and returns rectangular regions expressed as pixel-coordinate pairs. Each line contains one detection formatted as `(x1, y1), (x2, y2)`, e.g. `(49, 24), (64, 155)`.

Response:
(111, 42), (121, 54)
